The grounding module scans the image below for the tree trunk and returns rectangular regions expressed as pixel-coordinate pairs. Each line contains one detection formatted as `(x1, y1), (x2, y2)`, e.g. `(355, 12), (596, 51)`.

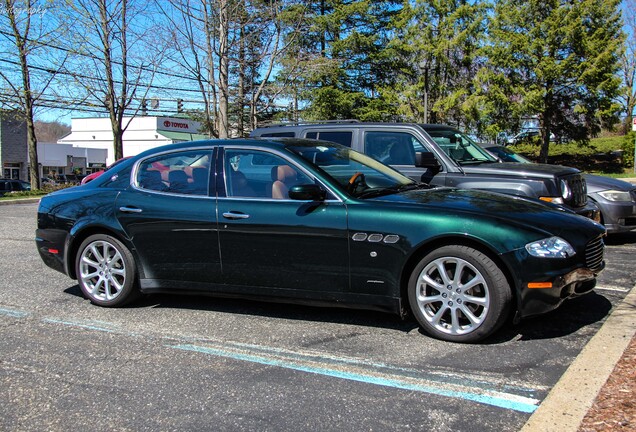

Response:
(217, 0), (230, 138)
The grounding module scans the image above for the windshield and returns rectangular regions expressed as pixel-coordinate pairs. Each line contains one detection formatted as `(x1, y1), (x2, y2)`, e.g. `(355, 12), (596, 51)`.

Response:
(424, 128), (498, 165)
(289, 143), (419, 198)
(486, 146), (532, 164)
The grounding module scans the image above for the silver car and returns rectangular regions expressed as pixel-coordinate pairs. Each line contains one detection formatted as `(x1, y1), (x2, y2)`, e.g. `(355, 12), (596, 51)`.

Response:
(485, 145), (636, 234)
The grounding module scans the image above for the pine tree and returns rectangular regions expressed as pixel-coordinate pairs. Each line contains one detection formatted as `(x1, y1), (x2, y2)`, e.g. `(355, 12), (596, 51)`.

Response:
(476, 0), (624, 161)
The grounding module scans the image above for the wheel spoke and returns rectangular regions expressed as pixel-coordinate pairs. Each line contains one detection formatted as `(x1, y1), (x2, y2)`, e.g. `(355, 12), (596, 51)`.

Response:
(435, 261), (453, 286)
(429, 304), (448, 326)
(464, 294), (488, 306)
(460, 274), (485, 292)
(90, 243), (104, 263)
(418, 291), (443, 304)
(422, 274), (444, 291)
(452, 260), (466, 284)
(90, 277), (104, 296)
(450, 308), (461, 333)
(460, 304), (482, 325)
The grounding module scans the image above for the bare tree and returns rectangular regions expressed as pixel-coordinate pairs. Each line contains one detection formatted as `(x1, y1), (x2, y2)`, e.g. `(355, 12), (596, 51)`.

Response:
(59, 0), (159, 160)
(622, 0), (636, 133)
(156, 0), (304, 137)
(0, 0), (64, 188)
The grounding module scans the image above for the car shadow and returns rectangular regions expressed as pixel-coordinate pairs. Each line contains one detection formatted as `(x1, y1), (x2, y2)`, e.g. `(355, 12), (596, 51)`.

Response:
(485, 291), (613, 343)
(63, 284), (420, 333)
(65, 284), (616, 344)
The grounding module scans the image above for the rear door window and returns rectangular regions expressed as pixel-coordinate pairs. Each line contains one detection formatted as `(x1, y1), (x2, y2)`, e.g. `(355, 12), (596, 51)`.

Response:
(364, 131), (429, 165)
(304, 131), (353, 147)
(136, 149), (212, 196)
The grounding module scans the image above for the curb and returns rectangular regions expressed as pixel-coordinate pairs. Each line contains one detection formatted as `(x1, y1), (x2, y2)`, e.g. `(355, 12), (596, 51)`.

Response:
(521, 284), (636, 431)
(0, 198), (41, 206)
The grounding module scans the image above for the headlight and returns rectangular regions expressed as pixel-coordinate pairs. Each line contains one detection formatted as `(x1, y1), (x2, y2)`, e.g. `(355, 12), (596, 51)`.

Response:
(560, 179), (571, 200)
(598, 190), (632, 202)
(525, 236), (575, 258)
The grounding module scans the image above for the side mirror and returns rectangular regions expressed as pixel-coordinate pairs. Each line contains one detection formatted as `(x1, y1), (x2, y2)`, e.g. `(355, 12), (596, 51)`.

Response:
(415, 151), (441, 169)
(289, 184), (327, 201)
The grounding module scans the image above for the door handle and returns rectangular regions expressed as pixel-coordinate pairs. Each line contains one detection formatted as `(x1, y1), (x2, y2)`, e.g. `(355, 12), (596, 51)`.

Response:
(222, 212), (250, 220)
(119, 206), (143, 213)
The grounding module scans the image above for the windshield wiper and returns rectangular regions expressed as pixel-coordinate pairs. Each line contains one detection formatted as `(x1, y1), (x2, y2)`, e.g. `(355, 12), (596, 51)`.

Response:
(356, 183), (429, 199)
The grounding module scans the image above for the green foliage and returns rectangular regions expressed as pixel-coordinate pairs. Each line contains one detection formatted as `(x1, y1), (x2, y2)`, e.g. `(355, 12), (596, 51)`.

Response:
(471, 0), (625, 154)
(381, 0), (489, 126)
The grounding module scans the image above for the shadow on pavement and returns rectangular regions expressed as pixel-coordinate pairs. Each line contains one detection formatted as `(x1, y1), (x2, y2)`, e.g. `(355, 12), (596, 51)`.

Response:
(64, 283), (613, 343)
(63, 284), (419, 333)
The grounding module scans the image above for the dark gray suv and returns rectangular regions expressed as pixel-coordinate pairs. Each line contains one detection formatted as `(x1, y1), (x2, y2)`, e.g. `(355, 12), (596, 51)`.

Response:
(251, 122), (600, 221)
(0, 178), (31, 196)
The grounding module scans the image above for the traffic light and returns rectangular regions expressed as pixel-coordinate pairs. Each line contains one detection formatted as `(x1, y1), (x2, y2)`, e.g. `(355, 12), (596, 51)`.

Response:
(141, 99), (147, 115)
(177, 99), (183, 113)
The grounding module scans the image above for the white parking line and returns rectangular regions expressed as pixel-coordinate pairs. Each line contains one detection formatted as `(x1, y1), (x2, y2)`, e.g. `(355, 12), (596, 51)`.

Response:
(595, 285), (631, 293)
(0, 305), (544, 414)
(170, 342), (541, 413)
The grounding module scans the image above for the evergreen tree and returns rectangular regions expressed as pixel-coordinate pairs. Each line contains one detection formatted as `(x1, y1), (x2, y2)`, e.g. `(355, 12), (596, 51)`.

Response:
(475, 0), (624, 161)
(382, 0), (488, 127)
(281, 0), (400, 121)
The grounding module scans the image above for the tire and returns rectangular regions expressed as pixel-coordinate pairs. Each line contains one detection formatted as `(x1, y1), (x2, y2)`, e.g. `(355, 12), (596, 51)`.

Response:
(75, 234), (139, 307)
(408, 245), (511, 343)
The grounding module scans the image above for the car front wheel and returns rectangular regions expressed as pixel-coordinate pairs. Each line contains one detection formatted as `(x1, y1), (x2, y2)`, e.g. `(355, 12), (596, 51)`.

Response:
(408, 245), (511, 343)
(75, 234), (138, 307)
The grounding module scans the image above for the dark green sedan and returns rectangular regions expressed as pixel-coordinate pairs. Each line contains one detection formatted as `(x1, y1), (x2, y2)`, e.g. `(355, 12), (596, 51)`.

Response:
(35, 139), (605, 342)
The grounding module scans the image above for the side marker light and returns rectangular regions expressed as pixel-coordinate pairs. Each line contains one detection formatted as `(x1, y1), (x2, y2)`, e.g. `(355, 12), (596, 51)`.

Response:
(528, 282), (553, 289)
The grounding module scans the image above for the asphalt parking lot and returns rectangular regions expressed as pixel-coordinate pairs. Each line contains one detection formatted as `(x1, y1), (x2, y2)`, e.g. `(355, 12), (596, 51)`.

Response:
(1, 202), (635, 431)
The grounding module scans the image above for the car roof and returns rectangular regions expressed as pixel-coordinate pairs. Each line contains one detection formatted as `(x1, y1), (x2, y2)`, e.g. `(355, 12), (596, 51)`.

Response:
(134, 137), (343, 159)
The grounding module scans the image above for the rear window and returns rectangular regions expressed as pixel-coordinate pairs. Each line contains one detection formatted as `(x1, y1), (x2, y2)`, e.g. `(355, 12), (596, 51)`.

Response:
(304, 131), (353, 147)
(260, 132), (296, 138)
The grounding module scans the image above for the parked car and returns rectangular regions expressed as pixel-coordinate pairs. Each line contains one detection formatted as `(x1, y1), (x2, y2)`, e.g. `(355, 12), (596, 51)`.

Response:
(250, 122), (599, 221)
(507, 130), (559, 146)
(507, 130), (540, 145)
(0, 178), (31, 196)
(36, 138), (606, 343)
(81, 157), (132, 185)
(485, 144), (636, 234)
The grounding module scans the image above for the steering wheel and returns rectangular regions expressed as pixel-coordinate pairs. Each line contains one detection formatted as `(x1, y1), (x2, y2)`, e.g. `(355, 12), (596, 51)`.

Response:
(347, 172), (366, 193)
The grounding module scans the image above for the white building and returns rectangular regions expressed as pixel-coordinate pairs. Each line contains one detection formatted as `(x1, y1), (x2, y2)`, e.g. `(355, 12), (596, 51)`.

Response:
(37, 142), (108, 180)
(58, 116), (206, 166)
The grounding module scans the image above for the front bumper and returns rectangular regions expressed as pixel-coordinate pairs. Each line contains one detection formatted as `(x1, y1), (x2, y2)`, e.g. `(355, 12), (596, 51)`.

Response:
(589, 195), (636, 234)
(515, 266), (601, 320)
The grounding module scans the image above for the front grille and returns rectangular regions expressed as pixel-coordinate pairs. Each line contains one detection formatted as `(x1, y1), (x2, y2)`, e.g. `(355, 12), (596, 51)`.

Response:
(564, 174), (587, 207)
(585, 236), (604, 273)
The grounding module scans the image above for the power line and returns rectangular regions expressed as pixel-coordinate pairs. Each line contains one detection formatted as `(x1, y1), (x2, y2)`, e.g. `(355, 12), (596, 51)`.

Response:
(0, 58), (208, 96)
(0, 29), (216, 84)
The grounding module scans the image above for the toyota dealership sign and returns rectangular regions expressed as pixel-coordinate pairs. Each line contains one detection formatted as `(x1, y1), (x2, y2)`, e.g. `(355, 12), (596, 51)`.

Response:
(157, 117), (200, 132)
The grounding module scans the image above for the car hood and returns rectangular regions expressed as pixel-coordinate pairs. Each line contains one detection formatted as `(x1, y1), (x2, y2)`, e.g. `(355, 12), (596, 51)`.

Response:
(461, 162), (579, 178)
(584, 174), (636, 193)
(369, 187), (605, 239)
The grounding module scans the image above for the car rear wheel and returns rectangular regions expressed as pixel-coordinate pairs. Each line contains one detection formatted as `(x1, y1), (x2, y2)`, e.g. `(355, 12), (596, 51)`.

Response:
(408, 245), (511, 343)
(76, 234), (138, 307)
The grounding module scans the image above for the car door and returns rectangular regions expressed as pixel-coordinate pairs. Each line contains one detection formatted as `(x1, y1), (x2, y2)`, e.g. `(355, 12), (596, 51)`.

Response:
(114, 147), (221, 286)
(217, 146), (350, 297)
